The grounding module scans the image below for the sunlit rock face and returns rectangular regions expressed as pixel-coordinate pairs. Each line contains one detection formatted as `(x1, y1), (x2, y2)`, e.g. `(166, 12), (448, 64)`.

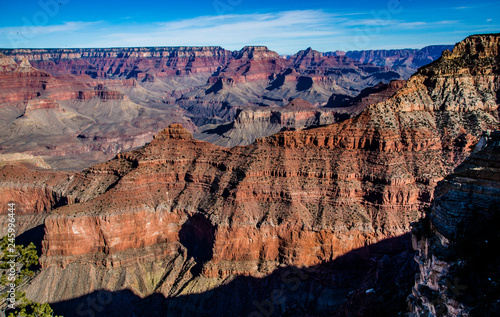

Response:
(0, 34), (498, 316)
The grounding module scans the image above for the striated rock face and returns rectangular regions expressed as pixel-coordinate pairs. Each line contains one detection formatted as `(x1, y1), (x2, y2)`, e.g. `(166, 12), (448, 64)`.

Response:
(0, 46), (403, 171)
(195, 98), (357, 147)
(0, 53), (196, 170)
(234, 45), (280, 61)
(208, 46), (284, 84)
(1, 46), (402, 129)
(0, 47), (234, 78)
(0, 34), (498, 316)
(0, 153), (51, 169)
(0, 163), (72, 239)
(182, 46), (401, 126)
(195, 80), (408, 147)
(327, 45), (455, 79)
(326, 79), (406, 110)
(0, 53), (72, 103)
(409, 131), (500, 317)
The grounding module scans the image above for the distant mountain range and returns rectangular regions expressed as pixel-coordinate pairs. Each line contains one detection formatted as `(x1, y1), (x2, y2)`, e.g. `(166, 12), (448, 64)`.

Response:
(0, 44), (454, 170)
(324, 45), (455, 78)
(0, 34), (498, 317)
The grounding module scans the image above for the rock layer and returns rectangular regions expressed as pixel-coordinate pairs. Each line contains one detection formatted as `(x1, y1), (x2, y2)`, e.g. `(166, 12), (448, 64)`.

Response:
(194, 98), (353, 147)
(0, 45), (436, 171)
(327, 45), (455, 78)
(1, 46), (401, 129)
(409, 130), (500, 317)
(0, 47), (234, 78)
(0, 53), (196, 170)
(0, 34), (499, 316)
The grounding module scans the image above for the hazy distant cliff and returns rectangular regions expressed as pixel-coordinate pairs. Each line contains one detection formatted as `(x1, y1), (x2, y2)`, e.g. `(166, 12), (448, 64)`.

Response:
(0, 34), (497, 316)
(0, 46), (402, 166)
(326, 45), (455, 78)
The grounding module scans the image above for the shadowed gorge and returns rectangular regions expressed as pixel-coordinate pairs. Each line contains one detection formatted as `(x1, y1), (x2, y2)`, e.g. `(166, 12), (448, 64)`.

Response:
(410, 131), (500, 316)
(0, 44), (452, 170)
(49, 234), (416, 317)
(0, 34), (499, 316)
(179, 214), (216, 275)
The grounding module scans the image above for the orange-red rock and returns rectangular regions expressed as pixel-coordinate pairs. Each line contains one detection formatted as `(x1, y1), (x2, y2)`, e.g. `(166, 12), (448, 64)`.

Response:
(0, 34), (498, 315)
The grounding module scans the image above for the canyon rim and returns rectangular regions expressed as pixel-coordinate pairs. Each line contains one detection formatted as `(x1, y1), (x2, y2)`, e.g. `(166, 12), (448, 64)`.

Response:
(0, 3), (499, 315)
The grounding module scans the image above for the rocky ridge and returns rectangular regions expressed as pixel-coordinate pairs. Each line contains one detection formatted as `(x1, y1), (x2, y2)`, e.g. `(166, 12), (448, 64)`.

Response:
(327, 45), (455, 78)
(1, 46), (401, 127)
(194, 80), (408, 148)
(0, 46), (234, 77)
(0, 53), (196, 170)
(0, 44), (448, 171)
(194, 98), (354, 147)
(0, 34), (498, 316)
(409, 130), (500, 316)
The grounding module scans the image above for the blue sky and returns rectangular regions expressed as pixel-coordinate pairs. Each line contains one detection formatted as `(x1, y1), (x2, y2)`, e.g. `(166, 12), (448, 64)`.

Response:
(0, 0), (499, 54)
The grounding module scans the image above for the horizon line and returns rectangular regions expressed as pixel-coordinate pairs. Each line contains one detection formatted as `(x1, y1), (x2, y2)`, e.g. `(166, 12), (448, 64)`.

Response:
(0, 43), (457, 55)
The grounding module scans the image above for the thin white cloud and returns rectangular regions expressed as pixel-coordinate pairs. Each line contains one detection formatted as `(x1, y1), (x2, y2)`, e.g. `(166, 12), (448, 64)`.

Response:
(436, 20), (460, 25)
(1, 21), (100, 36)
(86, 10), (342, 50)
(395, 20), (460, 28)
(0, 9), (495, 53)
(0, 21), (102, 48)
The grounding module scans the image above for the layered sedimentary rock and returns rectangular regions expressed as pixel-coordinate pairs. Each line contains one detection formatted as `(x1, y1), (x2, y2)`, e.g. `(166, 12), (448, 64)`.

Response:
(1, 46), (402, 128)
(0, 45), (433, 171)
(0, 53), (86, 103)
(409, 131), (500, 316)
(0, 34), (498, 316)
(0, 53), (196, 170)
(0, 47), (234, 78)
(326, 80), (406, 109)
(0, 46), (403, 171)
(0, 163), (71, 216)
(195, 98), (353, 147)
(0, 163), (72, 238)
(180, 46), (400, 125)
(327, 45), (455, 78)
(208, 46), (283, 84)
(195, 80), (408, 147)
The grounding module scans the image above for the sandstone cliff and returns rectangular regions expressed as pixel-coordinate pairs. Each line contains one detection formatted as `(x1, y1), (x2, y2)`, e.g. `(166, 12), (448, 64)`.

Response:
(0, 45), (425, 172)
(0, 34), (499, 316)
(327, 45), (455, 79)
(409, 130), (500, 316)
(0, 53), (196, 170)
(194, 80), (408, 148)
(1, 46), (401, 129)
(194, 98), (354, 147)
(0, 46), (233, 78)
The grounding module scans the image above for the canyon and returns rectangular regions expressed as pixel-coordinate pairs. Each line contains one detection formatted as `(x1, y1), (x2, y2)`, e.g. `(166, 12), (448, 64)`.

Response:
(0, 52), (196, 170)
(0, 34), (498, 316)
(0, 45), (451, 171)
(326, 45), (455, 79)
(195, 80), (407, 147)
(409, 130), (500, 316)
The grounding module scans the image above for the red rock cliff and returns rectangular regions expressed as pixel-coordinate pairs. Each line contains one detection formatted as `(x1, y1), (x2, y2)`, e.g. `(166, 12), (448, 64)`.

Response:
(1, 34), (498, 311)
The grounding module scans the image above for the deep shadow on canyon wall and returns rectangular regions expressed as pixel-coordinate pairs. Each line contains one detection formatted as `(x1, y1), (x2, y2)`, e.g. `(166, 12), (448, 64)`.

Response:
(49, 234), (416, 317)
(178, 213), (216, 276)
